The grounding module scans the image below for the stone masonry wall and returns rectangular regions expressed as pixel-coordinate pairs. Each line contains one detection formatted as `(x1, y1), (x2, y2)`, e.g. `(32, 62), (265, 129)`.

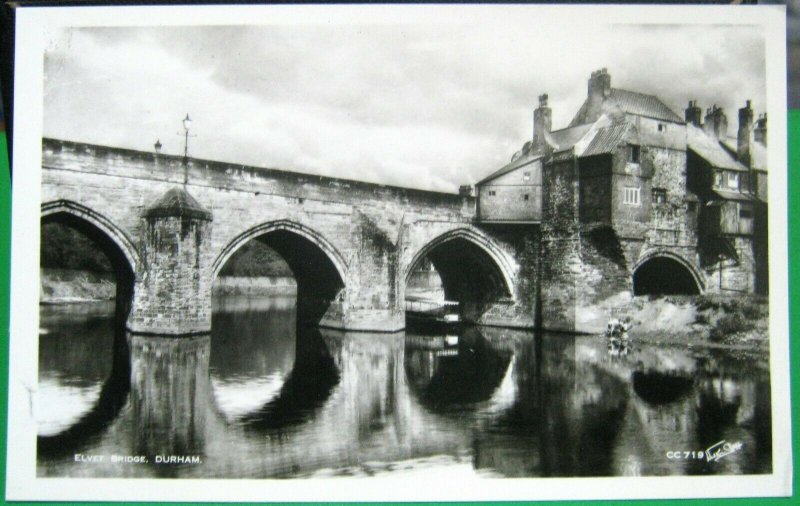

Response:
(127, 213), (214, 335)
(42, 139), (527, 332)
(540, 151), (581, 332)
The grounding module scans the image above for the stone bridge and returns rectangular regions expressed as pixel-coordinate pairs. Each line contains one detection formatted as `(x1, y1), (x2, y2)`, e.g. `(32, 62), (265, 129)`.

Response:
(41, 138), (540, 334)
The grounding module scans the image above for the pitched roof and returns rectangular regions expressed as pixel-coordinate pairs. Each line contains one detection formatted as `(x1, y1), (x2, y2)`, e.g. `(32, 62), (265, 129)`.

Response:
(750, 141), (767, 172)
(711, 189), (757, 202)
(720, 137), (768, 172)
(549, 124), (593, 151)
(569, 88), (684, 127)
(687, 125), (748, 172)
(146, 187), (212, 220)
(477, 152), (542, 185)
(608, 89), (683, 123)
(581, 123), (631, 157)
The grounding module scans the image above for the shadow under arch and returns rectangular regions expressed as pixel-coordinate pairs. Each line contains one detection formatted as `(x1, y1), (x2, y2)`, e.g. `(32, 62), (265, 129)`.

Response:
(234, 327), (340, 432)
(633, 251), (704, 296)
(404, 228), (515, 296)
(42, 200), (141, 276)
(212, 220), (347, 282)
(41, 200), (138, 322)
(404, 229), (516, 325)
(212, 220), (348, 326)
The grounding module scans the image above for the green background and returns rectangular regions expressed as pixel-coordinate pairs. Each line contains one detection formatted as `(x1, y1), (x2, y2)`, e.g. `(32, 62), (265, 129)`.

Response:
(0, 114), (795, 504)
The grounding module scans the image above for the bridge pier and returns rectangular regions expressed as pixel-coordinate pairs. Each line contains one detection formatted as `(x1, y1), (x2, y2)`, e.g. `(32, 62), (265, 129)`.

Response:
(332, 211), (405, 332)
(127, 187), (214, 335)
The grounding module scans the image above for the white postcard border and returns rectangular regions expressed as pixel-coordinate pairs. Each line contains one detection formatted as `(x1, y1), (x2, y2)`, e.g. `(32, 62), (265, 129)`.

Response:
(6, 4), (792, 502)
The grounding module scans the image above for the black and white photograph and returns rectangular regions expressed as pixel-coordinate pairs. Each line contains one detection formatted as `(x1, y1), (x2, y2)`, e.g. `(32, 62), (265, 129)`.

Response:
(6, 4), (792, 502)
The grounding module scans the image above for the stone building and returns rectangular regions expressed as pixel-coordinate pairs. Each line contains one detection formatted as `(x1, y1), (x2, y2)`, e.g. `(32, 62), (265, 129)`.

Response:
(476, 69), (768, 330)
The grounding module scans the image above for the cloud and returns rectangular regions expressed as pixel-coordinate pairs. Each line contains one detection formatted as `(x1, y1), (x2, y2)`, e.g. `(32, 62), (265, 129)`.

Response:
(43, 18), (769, 192)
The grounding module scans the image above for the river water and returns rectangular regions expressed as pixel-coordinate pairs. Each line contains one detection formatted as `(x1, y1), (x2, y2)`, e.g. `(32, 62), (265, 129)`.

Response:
(36, 295), (772, 478)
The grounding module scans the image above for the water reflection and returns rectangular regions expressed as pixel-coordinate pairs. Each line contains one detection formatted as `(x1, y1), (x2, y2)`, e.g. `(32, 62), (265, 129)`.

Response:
(37, 307), (129, 459)
(129, 334), (210, 458)
(36, 296), (772, 479)
(405, 328), (512, 412)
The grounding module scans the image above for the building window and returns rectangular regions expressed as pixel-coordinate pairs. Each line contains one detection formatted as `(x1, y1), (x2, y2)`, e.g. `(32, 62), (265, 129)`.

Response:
(713, 170), (724, 188)
(523, 171), (531, 182)
(630, 145), (641, 164)
(523, 194), (530, 201)
(652, 188), (667, 204)
(727, 172), (740, 190)
(658, 123), (666, 132)
(624, 187), (641, 205)
(740, 173), (751, 193)
(739, 204), (753, 219)
(488, 190), (496, 196)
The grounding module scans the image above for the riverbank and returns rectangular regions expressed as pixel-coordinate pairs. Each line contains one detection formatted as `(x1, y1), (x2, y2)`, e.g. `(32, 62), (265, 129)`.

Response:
(40, 269), (297, 303)
(622, 293), (769, 353)
(40, 268), (115, 304)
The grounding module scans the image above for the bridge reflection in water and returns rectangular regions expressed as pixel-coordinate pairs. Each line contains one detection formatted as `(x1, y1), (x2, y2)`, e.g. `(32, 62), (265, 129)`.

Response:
(36, 296), (771, 478)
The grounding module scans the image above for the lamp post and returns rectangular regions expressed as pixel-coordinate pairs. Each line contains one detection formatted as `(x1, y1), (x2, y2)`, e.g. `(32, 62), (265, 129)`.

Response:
(182, 114), (193, 161)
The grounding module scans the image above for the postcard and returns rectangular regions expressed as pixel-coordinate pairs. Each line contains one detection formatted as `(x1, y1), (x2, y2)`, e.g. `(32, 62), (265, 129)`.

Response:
(5, 3), (792, 502)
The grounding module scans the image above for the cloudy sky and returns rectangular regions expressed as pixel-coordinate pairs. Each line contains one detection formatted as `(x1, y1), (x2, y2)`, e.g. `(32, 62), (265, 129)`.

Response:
(43, 16), (767, 192)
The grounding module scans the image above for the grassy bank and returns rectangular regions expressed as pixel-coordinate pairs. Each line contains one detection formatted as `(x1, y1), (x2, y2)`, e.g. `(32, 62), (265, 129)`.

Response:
(625, 293), (769, 352)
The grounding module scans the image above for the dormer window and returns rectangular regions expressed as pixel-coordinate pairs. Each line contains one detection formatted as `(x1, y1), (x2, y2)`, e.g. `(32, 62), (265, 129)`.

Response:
(630, 145), (640, 164)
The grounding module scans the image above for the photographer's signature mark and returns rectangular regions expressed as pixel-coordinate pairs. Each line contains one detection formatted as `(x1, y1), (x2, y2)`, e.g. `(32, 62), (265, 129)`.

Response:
(705, 440), (743, 462)
(665, 440), (743, 462)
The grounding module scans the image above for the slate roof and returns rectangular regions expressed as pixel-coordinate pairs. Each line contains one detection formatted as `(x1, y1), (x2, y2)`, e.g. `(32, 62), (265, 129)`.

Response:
(608, 89), (684, 123)
(687, 125), (748, 172)
(477, 152), (542, 185)
(581, 123), (631, 157)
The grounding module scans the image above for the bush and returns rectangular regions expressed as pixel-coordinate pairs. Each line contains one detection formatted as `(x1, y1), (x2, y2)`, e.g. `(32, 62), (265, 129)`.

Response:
(709, 313), (754, 342)
(740, 300), (763, 320)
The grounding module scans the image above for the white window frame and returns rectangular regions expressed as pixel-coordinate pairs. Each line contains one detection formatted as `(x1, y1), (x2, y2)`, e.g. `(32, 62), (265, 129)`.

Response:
(727, 172), (740, 190)
(623, 186), (641, 206)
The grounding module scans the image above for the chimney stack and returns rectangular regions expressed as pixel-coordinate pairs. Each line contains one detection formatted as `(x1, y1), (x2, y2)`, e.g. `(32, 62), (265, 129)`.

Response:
(685, 100), (702, 127)
(754, 113), (767, 146)
(737, 100), (754, 167)
(533, 93), (552, 147)
(588, 68), (611, 103)
(703, 105), (728, 140)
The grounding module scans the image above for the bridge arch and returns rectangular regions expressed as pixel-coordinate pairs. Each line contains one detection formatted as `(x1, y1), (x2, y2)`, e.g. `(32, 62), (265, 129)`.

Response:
(212, 220), (348, 281)
(213, 220), (348, 326)
(405, 228), (516, 303)
(633, 250), (704, 296)
(41, 200), (140, 275)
